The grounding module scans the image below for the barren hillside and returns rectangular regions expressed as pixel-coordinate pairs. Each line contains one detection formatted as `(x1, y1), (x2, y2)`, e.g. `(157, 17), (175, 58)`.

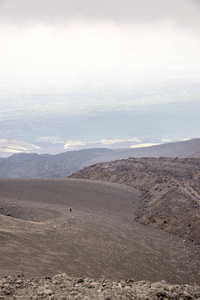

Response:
(1, 179), (200, 285)
(70, 157), (200, 245)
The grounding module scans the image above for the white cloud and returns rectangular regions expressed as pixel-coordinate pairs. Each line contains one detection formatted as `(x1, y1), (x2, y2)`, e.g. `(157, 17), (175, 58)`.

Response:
(38, 136), (62, 143)
(162, 139), (172, 142)
(64, 138), (141, 150)
(64, 140), (86, 149)
(0, 0), (199, 32)
(99, 138), (140, 145)
(181, 138), (192, 141)
(130, 143), (160, 149)
(0, 139), (40, 154)
(0, 20), (199, 98)
(0, 0), (199, 120)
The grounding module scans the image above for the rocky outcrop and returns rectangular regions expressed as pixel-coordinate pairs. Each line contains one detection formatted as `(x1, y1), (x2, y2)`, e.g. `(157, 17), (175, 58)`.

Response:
(1, 273), (200, 299)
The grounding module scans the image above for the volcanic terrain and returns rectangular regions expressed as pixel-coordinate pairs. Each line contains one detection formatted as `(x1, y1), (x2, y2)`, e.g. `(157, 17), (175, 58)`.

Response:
(71, 157), (200, 246)
(0, 178), (200, 287)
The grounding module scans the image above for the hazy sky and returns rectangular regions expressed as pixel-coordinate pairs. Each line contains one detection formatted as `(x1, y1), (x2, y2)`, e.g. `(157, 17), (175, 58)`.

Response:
(0, 0), (200, 156)
(0, 0), (200, 100)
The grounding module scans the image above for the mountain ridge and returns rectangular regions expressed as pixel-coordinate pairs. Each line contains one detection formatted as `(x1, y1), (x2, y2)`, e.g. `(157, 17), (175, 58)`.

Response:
(0, 138), (200, 178)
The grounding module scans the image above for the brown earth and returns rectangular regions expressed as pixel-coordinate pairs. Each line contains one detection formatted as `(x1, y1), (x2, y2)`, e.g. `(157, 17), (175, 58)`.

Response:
(1, 179), (200, 285)
(70, 157), (200, 246)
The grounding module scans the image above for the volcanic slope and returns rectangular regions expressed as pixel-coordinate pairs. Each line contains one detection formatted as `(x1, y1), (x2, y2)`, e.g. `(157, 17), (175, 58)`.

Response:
(0, 179), (200, 285)
(71, 157), (200, 245)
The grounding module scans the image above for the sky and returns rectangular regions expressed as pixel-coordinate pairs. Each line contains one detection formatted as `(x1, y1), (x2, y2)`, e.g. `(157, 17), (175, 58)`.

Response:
(0, 0), (200, 155)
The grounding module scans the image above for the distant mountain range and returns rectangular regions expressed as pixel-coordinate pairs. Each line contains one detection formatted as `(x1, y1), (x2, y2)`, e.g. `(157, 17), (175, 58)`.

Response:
(0, 138), (199, 178)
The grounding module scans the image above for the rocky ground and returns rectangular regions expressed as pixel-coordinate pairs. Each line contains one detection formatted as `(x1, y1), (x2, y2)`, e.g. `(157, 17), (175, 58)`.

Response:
(70, 157), (200, 245)
(1, 273), (200, 300)
(1, 161), (200, 299)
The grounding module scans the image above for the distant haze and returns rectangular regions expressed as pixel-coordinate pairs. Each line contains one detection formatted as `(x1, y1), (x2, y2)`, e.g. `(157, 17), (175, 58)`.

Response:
(0, 0), (199, 156)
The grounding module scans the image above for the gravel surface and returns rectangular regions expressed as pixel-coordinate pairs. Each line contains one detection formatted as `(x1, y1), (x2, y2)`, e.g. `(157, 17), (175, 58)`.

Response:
(1, 273), (200, 300)
(1, 179), (200, 284)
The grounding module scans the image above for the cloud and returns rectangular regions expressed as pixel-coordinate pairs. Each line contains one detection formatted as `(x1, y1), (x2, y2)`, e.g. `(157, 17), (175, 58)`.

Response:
(0, 0), (199, 97)
(0, 0), (199, 32)
(99, 138), (140, 145)
(162, 139), (172, 143)
(130, 143), (160, 149)
(64, 138), (141, 150)
(0, 139), (41, 154)
(64, 140), (86, 150)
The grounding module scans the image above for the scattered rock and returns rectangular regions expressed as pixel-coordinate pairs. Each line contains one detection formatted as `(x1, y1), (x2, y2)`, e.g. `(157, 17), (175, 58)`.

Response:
(0, 274), (200, 299)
